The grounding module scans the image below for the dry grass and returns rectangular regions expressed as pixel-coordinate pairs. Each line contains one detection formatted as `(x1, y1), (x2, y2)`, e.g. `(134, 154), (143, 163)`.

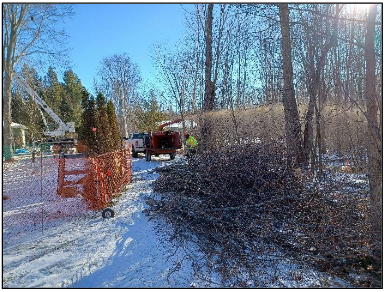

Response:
(185, 102), (368, 167)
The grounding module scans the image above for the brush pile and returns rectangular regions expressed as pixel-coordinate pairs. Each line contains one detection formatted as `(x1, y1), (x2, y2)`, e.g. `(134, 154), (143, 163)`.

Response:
(146, 142), (380, 287)
(154, 142), (301, 209)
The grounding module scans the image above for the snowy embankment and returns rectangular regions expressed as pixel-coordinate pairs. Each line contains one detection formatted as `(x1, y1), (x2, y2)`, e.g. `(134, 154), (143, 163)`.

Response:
(3, 155), (350, 288)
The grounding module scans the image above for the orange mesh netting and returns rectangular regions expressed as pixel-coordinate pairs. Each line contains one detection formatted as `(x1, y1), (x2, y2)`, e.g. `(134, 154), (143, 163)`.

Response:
(57, 148), (132, 210)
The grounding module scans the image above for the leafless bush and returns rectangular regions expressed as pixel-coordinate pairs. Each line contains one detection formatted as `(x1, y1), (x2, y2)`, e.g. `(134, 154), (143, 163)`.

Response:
(187, 103), (368, 167)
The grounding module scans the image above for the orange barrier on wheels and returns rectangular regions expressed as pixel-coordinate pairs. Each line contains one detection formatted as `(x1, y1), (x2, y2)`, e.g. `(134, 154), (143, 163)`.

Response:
(57, 148), (132, 210)
(57, 157), (89, 198)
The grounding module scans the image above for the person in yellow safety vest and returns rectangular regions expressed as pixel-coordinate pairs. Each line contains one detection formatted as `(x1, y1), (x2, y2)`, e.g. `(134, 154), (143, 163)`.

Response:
(184, 133), (198, 157)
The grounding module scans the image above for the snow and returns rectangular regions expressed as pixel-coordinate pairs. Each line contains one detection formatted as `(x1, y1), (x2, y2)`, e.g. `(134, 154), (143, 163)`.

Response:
(3, 155), (200, 288)
(3, 154), (351, 288)
(3, 157), (86, 247)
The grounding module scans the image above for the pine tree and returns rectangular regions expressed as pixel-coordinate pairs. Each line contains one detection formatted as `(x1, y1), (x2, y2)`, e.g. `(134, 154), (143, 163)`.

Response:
(80, 88), (97, 154)
(11, 92), (45, 144)
(134, 96), (168, 132)
(63, 69), (83, 128)
(44, 67), (65, 128)
(44, 67), (62, 109)
(106, 100), (122, 151)
(80, 91), (120, 155)
(59, 97), (72, 122)
(95, 93), (111, 154)
(12, 65), (46, 143)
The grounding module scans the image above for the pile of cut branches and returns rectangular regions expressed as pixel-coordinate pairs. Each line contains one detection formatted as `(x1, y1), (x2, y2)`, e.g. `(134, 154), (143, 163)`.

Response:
(146, 143), (380, 287)
(154, 142), (301, 207)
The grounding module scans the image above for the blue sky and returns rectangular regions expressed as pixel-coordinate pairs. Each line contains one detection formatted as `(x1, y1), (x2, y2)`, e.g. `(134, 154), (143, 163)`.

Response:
(64, 4), (188, 93)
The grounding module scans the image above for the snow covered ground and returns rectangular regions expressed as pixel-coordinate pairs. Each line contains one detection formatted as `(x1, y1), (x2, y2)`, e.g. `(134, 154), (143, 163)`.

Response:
(3, 155), (203, 288)
(3, 155), (350, 288)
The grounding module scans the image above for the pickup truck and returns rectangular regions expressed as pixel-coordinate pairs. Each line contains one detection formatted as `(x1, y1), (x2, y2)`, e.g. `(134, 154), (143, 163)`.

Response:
(124, 133), (149, 158)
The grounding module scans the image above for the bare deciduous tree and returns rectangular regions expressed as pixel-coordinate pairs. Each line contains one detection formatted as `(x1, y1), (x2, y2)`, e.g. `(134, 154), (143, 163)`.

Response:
(364, 4), (382, 254)
(200, 3), (215, 149)
(95, 53), (141, 137)
(2, 4), (72, 160)
(153, 48), (194, 133)
(278, 4), (305, 167)
(301, 4), (342, 167)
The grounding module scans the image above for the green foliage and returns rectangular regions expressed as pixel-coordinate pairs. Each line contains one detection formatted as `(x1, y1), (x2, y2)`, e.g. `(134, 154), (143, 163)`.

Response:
(45, 66), (59, 85)
(79, 89), (97, 154)
(80, 92), (122, 155)
(11, 93), (28, 126)
(63, 69), (83, 127)
(95, 93), (111, 154)
(134, 92), (168, 132)
(11, 65), (46, 144)
(11, 92), (45, 145)
(59, 97), (72, 122)
(106, 100), (122, 151)
(11, 65), (87, 143)
(43, 68), (84, 126)
(12, 65), (121, 154)
(44, 67), (63, 120)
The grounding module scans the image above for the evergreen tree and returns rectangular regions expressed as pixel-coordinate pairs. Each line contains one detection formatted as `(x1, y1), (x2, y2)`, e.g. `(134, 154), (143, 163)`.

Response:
(134, 94), (168, 132)
(44, 67), (65, 127)
(21, 64), (43, 89)
(11, 65), (85, 145)
(45, 66), (59, 86)
(59, 97), (72, 122)
(106, 100), (122, 151)
(95, 93), (111, 154)
(80, 88), (97, 154)
(11, 93), (27, 125)
(63, 69), (83, 127)
(12, 65), (45, 143)
(42, 67), (85, 131)
(80, 91), (122, 155)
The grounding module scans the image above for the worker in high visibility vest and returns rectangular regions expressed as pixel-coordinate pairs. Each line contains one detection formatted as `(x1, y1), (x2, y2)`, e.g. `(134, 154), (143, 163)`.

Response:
(184, 133), (198, 157)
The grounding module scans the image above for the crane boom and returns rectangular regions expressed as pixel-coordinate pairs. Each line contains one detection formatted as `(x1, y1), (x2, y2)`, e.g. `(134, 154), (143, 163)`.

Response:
(14, 73), (75, 137)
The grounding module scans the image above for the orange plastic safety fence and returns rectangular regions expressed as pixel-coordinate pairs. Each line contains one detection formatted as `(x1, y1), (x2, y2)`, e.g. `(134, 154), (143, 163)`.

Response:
(57, 148), (132, 210)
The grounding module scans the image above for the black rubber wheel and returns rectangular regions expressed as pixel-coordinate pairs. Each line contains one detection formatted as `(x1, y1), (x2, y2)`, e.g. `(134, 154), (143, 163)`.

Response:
(132, 149), (138, 158)
(102, 208), (115, 218)
(145, 150), (152, 161)
(170, 153), (176, 160)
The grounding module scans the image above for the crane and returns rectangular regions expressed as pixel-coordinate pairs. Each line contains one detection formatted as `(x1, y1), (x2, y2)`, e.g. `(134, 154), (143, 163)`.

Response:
(14, 72), (77, 154)
(14, 72), (76, 138)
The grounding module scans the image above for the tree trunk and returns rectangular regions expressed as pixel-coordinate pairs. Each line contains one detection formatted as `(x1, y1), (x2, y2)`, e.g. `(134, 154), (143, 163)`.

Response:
(303, 5), (341, 165)
(200, 4), (215, 150)
(303, 90), (316, 164)
(213, 4), (226, 86)
(279, 4), (305, 167)
(364, 4), (382, 256)
(203, 4), (214, 111)
(3, 68), (14, 160)
(122, 113), (129, 138)
(191, 8), (201, 114)
(120, 91), (129, 138)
